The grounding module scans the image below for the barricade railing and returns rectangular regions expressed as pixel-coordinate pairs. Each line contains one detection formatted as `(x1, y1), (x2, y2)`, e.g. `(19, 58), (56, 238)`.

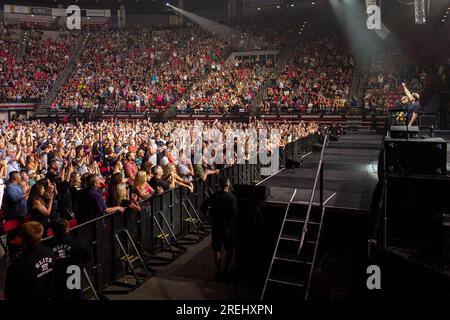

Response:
(279, 134), (321, 169)
(41, 161), (257, 298)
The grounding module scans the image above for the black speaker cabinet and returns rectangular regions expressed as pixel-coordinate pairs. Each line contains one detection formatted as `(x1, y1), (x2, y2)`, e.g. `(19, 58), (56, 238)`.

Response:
(233, 185), (269, 202)
(384, 137), (447, 176)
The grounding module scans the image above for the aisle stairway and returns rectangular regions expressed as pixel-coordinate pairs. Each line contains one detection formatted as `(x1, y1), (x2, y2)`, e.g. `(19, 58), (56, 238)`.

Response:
(35, 33), (88, 116)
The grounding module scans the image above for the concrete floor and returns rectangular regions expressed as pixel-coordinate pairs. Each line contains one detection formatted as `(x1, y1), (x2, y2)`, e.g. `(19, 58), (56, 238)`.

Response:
(104, 234), (261, 300)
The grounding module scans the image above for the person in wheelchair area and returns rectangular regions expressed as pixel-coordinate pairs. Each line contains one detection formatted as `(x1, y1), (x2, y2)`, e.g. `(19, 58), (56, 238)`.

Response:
(401, 82), (421, 126)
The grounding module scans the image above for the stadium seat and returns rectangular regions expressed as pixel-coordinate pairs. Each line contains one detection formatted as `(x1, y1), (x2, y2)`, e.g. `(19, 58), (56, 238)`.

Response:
(68, 219), (78, 229)
(2, 219), (23, 258)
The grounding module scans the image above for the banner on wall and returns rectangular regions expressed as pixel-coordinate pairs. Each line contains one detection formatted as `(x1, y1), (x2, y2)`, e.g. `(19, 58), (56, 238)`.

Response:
(31, 7), (52, 16)
(86, 9), (105, 17)
(10, 5), (31, 14)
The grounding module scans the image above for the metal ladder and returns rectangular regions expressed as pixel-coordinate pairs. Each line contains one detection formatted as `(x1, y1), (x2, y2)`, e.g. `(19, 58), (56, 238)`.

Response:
(260, 201), (327, 300)
(262, 134), (328, 300)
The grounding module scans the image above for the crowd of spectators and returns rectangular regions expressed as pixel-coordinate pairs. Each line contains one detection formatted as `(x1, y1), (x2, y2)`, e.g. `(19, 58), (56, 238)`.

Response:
(362, 55), (445, 114)
(0, 119), (319, 226)
(2, 13), (308, 113)
(0, 29), (78, 103)
(52, 25), (229, 113)
(363, 56), (426, 113)
(224, 13), (298, 51)
(260, 30), (353, 115)
(176, 57), (273, 114)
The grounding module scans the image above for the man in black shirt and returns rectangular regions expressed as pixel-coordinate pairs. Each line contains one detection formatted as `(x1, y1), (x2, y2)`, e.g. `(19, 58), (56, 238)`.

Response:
(47, 218), (91, 300)
(4, 221), (55, 300)
(201, 177), (238, 279)
(401, 82), (421, 126)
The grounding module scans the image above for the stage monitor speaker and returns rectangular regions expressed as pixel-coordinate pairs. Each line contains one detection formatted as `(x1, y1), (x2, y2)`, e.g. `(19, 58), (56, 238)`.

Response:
(234, 185), (269, 202)
(384, 137), (447, 176)
(390, 126), (419, 139)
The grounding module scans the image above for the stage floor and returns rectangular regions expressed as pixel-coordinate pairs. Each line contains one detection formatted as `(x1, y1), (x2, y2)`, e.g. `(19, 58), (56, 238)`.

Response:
(260, 132), (383, 213)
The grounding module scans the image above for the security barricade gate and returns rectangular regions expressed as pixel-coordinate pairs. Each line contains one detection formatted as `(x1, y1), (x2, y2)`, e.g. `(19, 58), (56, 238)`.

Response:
(179, 198), (208, 245)
(103, 211), (153, 294)
(192, 179), (206, 219)
(280, 134), (320, 169)
(145, 191), (185, 266)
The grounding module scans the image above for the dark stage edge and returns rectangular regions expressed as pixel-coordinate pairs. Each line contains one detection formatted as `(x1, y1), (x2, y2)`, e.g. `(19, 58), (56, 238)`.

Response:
(261, 132), (382, 213)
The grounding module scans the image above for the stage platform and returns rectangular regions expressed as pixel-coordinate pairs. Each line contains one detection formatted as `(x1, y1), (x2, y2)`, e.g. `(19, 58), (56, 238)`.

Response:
(260, 132), (383, 214)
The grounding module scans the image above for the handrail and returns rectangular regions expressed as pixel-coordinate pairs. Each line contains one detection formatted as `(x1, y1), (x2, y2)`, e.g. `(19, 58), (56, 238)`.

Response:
(297, 132), (329, 255)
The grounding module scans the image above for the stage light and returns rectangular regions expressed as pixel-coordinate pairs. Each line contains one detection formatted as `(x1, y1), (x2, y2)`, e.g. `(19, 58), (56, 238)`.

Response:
(276, 5), (280, 9)
(257, 7), (261, 10)
(290, 4), (294, 7)
(312, 2), (315, 5)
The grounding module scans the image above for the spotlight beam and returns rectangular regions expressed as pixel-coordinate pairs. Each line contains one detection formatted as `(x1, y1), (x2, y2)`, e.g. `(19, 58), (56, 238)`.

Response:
(166, 4), (255, 49)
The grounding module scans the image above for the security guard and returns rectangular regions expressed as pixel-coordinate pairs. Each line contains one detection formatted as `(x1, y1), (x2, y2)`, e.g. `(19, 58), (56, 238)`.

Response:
(4, 221), (55, 300)
(47, 218), (91, 300)
(201, 177), (238, 280)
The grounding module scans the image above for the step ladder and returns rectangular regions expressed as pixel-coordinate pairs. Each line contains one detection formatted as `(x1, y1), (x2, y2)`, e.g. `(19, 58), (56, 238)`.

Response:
(261, 193), (326, 300)
(103, 228), (154, 294)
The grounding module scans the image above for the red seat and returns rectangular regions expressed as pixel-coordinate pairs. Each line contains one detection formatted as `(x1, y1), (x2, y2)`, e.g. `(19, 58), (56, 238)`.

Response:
(3, 219), (23, 250)
(3, 219), (22, 234)
(47, 228), (54, 237)
(9, 237), (22, 246)
(68, 219), (77, 229)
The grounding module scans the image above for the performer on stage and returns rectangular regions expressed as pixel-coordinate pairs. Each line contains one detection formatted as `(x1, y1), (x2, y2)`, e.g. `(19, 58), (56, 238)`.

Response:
(401, 82), (420, 126)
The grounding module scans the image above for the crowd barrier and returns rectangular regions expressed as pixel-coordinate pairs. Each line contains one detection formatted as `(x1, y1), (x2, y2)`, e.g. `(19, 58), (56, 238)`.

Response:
(42, 162), (260, 298)
(39, 134), (319, 298)
(279, 134), (321, 168)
